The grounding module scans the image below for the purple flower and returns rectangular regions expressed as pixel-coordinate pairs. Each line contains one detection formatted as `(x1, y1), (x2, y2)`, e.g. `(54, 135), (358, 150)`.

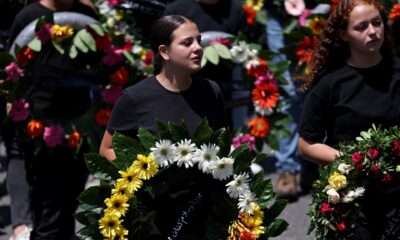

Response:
(102, 85), (122, 104)
(9, 99), (29, 121)
(5, 62), (24, 81)
(102, 46), (123, 66)
(43, 125), (65, 147)
(36, 23), (52, 43)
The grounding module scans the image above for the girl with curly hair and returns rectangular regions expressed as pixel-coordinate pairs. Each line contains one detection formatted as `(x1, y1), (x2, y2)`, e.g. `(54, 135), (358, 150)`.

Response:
(298, 0), (400, 238)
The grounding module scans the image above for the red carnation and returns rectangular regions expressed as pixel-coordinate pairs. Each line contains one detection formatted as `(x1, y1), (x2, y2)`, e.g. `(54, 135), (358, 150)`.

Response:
(382, 174), (393, 184)
(336, 221), (346, 231)
(370, 164), (380, 174)
(351, 152), (363, 164)
(355, 163), (365, 170)
(366, 148), (379, 160)
(391, 140), (400, 157)
(320, 202), (333, 214)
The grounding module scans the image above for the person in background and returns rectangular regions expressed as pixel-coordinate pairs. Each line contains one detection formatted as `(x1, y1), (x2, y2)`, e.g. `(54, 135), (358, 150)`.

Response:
(298, 0), (400, 238)
(7, 0), (97, 239)
(264, 0), (320, 200)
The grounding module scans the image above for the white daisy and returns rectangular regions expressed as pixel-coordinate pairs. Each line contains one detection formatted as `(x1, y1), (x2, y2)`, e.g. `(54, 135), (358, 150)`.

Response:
(238, 191), (257, 214)
(230, 41), (251, 64)
(254, 102), (274, 116)
(194, 143), (220, 174)
(226, 173), (250, 199)
(150, 139), (175, 168)
(212, 157), (234, 180)
(173, 139), (197, 168)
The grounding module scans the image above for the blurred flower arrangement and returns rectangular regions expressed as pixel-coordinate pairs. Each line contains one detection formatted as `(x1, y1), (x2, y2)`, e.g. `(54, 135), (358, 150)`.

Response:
(76, 120), (288, 239)
(201, 35), (292, 151)
(0, 13), (152, 154)
(308, 125), (400, 239)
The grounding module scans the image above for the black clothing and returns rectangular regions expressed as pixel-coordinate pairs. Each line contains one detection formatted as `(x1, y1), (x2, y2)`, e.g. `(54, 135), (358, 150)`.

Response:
(299, 57), (400, 238)
(300, 58), (400, 147)
(107, 75), (226, 137)
(163, 0), (246, 34)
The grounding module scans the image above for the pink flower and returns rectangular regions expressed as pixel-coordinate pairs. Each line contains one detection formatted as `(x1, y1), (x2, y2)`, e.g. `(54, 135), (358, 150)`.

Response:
(36, 23), (52, 43)
(284, 0), (305, 16)
(106, 0), (121, 5)
(43, 125), (65, 147)
(9, 99), (29, 121)
(5, 62), (24, 81)
(102, 85), (122, 104)
(366, 148), (379, 160)
(351, 152), (363, 164)
(299, 9), (312, 26)
(210, 37), (232, 48)
(391, 140), (400, 157)
(232, 133), (255, 150)
(254, 71), (275, 85)
(102, 46), (123, 66)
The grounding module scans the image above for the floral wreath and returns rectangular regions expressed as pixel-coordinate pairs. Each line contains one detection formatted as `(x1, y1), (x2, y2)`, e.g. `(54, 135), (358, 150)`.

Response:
(308, 124), (400, 239)
(76, 120), (288, 240)
(0, 12), (152, 153)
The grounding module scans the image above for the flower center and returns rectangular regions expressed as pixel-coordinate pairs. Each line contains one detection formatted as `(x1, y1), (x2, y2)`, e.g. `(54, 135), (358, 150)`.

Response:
(160, 148), (168, 156)
(181, 149), (188, 156)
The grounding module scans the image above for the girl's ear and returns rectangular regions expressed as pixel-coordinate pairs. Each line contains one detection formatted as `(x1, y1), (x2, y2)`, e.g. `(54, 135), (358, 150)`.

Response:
(340, 29), (349, 41)
(159, 45), (170, 61)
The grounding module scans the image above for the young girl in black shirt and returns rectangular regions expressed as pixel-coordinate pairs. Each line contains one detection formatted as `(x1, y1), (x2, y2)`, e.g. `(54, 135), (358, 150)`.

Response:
(298, 0), (400, 238)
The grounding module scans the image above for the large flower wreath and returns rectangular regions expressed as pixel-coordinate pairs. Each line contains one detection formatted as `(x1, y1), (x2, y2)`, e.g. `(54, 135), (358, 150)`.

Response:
(76, 120), (288, 239)
(308, 124), (400, 239)
(0, 13), (152, 153)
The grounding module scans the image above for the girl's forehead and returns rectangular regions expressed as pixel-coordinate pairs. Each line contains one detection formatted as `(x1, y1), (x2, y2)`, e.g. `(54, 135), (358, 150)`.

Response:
(171, 22), (200, 39)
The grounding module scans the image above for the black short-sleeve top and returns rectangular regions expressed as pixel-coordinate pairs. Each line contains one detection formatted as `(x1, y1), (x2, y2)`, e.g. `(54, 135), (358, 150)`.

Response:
(107, 75), (227, 138)
(299, 58), (400, 147)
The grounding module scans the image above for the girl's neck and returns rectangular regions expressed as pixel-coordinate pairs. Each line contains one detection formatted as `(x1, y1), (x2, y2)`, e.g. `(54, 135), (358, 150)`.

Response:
(346, 52), (382, 68)
(40, 0), (74, 11)
(156, 71), (192, 92)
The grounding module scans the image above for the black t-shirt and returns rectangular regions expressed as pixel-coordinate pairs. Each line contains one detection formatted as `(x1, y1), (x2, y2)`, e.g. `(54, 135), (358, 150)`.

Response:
(299, 58), (400, 147)
(163, 0), (246, 34)
(8, 1), (99, 118)
(107, 75), (226, 137)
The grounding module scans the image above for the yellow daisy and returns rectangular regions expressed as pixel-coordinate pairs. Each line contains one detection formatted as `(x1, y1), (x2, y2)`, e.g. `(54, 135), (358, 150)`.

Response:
(105, 226), (129, 240)
(104, 194), (129, 218)
(50, 24), (74, 42)
(131, 154), (159, 180)
(98, 214), (122, 238)
(112, 181), (134, 198)
(117, 167), (143, 193)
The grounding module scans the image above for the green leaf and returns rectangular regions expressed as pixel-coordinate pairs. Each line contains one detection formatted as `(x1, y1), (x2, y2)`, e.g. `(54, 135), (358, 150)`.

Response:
(193, 118), (213, 145)
(122, 50), (135, 65)
(204, 46), (219, 65)
(79, 29), (96, 52)
(84, 153), (120, 180)
(112, 132), (142, 170)
(75, 226), (102, 239)
(157, 121), (170, 139)
(213, 128), (232, 157)
(73, 33), (89, 53)
(266, 219), (289, 237)
(69, 45), (78, 59)
(78, 185), (112, 205)
(212, 44), (231, 60)
(251, 173), (274, 207)
(264, 199), (288, 224)
(27, 37), (42, 52)
(75, 210), (102, 226)
(231, 144), (252, 174)
(168, 121), (190, 142)
(89, 23), (105, 36)
(51, 41), (65, 54)
(253, 152), (268, 164)
(138, 128), (157, 150)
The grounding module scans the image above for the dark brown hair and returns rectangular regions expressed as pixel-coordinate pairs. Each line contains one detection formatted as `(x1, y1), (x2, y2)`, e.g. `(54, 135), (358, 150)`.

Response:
(300, 0), (394, 90)
(150, 15), (191, 75)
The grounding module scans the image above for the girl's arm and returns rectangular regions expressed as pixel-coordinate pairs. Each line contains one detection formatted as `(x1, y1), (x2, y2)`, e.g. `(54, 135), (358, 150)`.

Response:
(298, 136), (340, 165)
(99, 130), (116, 161)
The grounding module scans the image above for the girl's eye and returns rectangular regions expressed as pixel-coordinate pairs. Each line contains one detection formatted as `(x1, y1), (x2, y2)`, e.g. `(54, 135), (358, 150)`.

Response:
(355, 24), (367, 31)
(372, 19), (382, 27)
(183, 40), (193, 46)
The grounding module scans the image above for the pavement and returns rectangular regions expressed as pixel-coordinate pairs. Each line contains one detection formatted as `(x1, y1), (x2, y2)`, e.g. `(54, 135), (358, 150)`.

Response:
(0, 147), (315, 240)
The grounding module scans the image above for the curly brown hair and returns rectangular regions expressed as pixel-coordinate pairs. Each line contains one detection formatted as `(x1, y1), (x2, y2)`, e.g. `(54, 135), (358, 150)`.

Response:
(299, 0), (394, 90)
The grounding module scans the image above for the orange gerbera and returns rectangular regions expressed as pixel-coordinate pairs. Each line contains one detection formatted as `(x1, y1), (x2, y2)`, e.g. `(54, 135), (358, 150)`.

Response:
(96, 108), (112, 126)
(390, 3), (400, 23)
(110, 66), (129, 86)
(296, 35), (318, 65)
(247, 117), (270, 138)
(331, 0), (339, 11)
(68, 130), (81, 149)
(251, 81), (279, 110)
(246, 59), (268, 78)
(26, 119), (44, 138)
(16, 47), (36, 65)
